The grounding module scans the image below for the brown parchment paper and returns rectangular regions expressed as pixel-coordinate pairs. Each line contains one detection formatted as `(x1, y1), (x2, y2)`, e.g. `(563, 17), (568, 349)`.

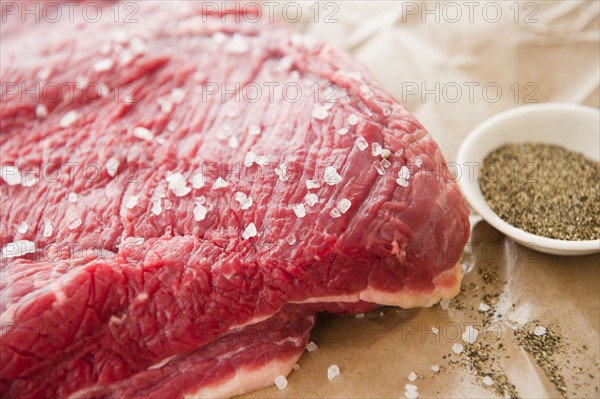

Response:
(242, 1), (600, 398)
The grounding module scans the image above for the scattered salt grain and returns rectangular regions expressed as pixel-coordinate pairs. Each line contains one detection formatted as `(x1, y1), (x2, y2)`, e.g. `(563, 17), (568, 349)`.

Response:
(440, 300), (450, 310)
(225, 33), (249, 54)
(381, 159), (392, 168)
(452, 343), (464, 355)
(286, 235), (297, 245)
(293, 363), (300, 371)
(163, 200), (172, 210)
(93, 58), (114, 72)
(151, 199), (163, 216)
(43, 221), (53, 237)
(292, 204), (306, 218)
(415, 158), (423, 167)
(396, 165), (410, 187)
(133, 127), (154, 141)
(359, 84), (373, 99)
(374, 162), (386, 176)
(137, 292), (149, 302)
(35, 104), (48, 118)
(337, 127), (348, 135)
(355, 136), (368, 151)
(431, 327), (439, 334)
(234, 192), (253, 210)
(304, 193), (318, 207)
(192, 173), (205, 189)
(408, 372), (417, 381)
(380, 149), (392, 159)
(166, 173), (192, 197)
(244, 151), (257, 167)
(275, 163), (289, 182)
(17, 222), (28, 234)
(330, 208), (342, 218)
(68, 193), (78, 203)
(106, 158), (120, 177)
(212, 177), (229, 189)
(255, 155), (268, 166)
(478, 302), (491, 312)
(37, 68), (51, 80)
(372, 143), (382, 156)
(482, 376), (494, 386)
(274, 375), (288, 390)
(68, 217), (82, 230)
(2, 240), (35, 258)
(193, 204), (208, 222)
(534, 326), (547, 336)
(312, 106), (329, 121)
(1, 165), (21, 186)
(355, 313), (365, 319)
(327, 365), (340, 381)
(248, 125), (261, 136)
(324, 166), (342, 186)
(59, 110), (78, 128)
(227, 136), (239, 149)
(306, 342), (318, 352)
(337, 198), (351, 214)
(306, 179), (321, 190)
(462, 326), (479, 344)
(242, 223), (257, 240)
(405, 384), (419, 399)
(348, 114), (358, 126)
(125, 196), (139, 209)
(171, 88), (185, 104)
(431, 365), (440, 373)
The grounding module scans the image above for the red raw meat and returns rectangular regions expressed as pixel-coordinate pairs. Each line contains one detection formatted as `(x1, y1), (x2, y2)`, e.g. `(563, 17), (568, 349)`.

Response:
(0, 2), (469, 398)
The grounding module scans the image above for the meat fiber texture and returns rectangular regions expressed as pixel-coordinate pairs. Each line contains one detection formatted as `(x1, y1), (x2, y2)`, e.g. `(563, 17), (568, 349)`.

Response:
(0, 2), (470, 398)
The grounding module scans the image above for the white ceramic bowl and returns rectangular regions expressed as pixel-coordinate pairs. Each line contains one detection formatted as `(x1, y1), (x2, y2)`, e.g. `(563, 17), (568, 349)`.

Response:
(457, 103), (600, 256)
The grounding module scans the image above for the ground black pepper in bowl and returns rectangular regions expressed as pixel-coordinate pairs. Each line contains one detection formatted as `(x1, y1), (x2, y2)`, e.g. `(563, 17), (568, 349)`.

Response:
(479, 143), (600, 241)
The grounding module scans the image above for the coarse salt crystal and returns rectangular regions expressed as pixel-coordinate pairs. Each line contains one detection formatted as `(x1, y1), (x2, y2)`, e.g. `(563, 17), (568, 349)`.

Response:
(151, 199), (162, 216)
(348, 114), (358, 126)
(462, 326), (479, 344)
(396, 165), (410, 187)
(415, 158), (423, 167)
(94, 58), (114, 72)
(275, 163), (289, 182)
(405, 390), (419, 399)
(36, 104), (48, 118)
(192, 173), (205, 189)
(106, 158), (120, 177)
(126, 196), (139, 209)
(248, 125), (261, 136)
(59, 111), (78, 128)
(337, 127), (348, 135)
(212, 177), (229, 189)
(330, 208), (342, 218)
(68, 193), (78, 203)
(17, 222), (28, 234)
(293, 363), (300, 371)
(431, 327), (439, 334)
(452, 343), (464, 355)
(355, 136), (368, 151)
(242, 223), (257, 240)
(1, 165), (21, 186)
(255, 155), (268, 166)
(360, 84), (373, 99)
(440, 300), (450, 310)
(244, 151), (257, 167)
(171, 88), (185, 104)
(372, 143), (382, 156)
(68, 217), (82, 230)
(312, 106), (328, 121)
(304, 193), (318, 207)
(227, 136), (239, 149)
(137, 292), (149, 301)
(405, 384), (418, 392)
(193, 204), (208, 222)
(133, 127), (154, 141)
(431, 365), (440, 373)
(43, 221), (53, 237)
(381, 159), (391, 168)
(2, 240), (35, 258)
(225, 33), (249, 54)
(166, 173), (191, 197)
(306, 342), (318, 352)
(478, 302), (491, 312)
(374, 162), (385, 176)
(163, 199), (172, 210)
(337, 198), (351, 214)
(408, 372), (417, 381)
(324, 166), (342, 186)
(292, 204), (306, 218)
(355, 313), (365, 318)
(482, 376), (494, 386)
(306, 179), (321, 190)
(327, 365), (340, 381)
(534, 326), (547, 336)
(274, 375), (288, 390)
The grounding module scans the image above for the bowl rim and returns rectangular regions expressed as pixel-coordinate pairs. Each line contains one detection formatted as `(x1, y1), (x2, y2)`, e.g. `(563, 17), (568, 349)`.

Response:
(457, 102), (600, 254)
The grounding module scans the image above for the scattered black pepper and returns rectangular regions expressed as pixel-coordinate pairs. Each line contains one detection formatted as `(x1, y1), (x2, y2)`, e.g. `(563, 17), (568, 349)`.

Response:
(479, 143), (600, 241)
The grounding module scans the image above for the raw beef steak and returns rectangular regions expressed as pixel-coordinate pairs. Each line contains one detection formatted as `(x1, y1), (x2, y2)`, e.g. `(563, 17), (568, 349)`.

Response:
(0, 2), (470, 398)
